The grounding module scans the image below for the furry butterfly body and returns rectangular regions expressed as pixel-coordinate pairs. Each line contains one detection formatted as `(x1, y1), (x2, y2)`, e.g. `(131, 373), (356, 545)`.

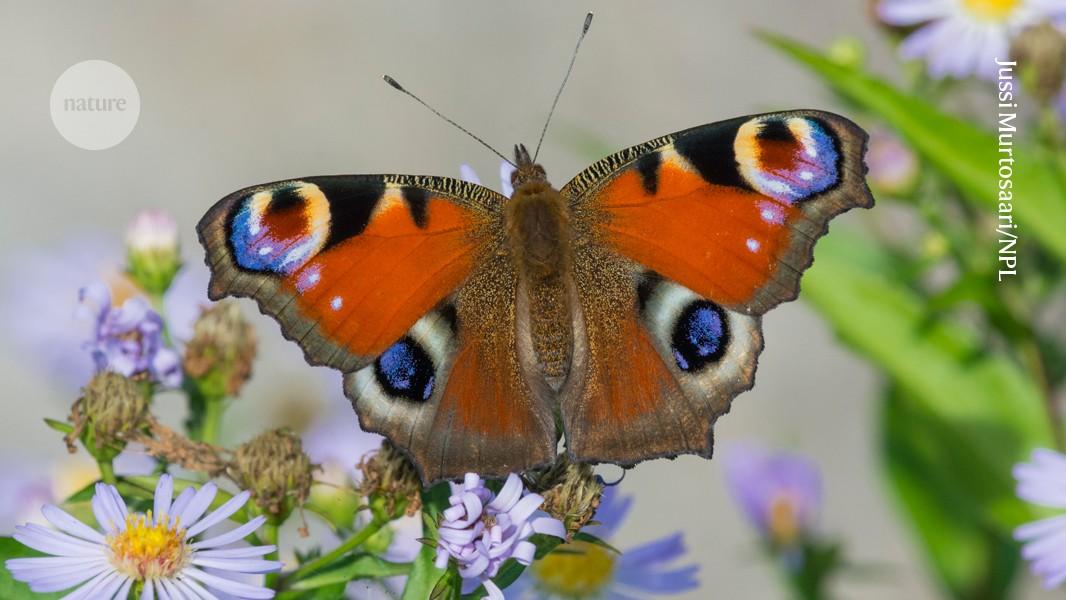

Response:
(198, 110), (873, 483)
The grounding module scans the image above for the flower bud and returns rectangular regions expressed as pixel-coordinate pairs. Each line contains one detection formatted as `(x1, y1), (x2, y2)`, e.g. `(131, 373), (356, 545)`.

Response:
(1011, 23), (1066, 105)
(525, 455), (604, 538)
(125, 209), (182, 296)
(357, 440), (422, 519)
(68, 372), (148, 458)
(183, 301), (257, 397)
(230, 429), (314, 518)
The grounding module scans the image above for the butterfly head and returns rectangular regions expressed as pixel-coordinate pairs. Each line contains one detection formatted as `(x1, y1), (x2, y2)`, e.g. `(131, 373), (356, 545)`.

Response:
(511, 143), (548, 191)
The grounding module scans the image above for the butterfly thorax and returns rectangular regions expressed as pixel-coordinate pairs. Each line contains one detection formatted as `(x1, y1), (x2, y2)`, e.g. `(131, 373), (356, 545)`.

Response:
(504, 154), (574, 386)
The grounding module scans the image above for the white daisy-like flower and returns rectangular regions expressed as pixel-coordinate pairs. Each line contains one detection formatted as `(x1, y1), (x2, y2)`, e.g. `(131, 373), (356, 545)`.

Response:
(6, 474), (282, 599)
(1014, 448), (1066, 588)
(877, 0), (1053, 80)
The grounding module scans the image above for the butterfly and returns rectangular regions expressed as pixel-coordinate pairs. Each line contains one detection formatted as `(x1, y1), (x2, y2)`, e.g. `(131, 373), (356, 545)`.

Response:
(197, 18), (873, 483)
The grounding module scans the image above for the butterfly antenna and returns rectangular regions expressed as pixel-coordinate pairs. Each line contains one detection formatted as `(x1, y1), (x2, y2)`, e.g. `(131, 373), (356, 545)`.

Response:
(532, 12), (594, 163)
(383, 75), (516, 167)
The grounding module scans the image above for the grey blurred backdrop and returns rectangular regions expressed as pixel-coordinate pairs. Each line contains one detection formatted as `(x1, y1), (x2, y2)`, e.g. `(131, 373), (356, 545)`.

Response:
(0, 2), (1047, 599)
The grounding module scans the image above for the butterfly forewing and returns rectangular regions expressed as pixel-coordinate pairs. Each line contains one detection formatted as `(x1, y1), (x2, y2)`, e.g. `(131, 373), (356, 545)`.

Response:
(560, 110), (873, 464)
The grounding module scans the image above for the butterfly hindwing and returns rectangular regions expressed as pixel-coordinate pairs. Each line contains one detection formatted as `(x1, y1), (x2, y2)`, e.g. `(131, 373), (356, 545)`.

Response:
(199, 174), (556, 482)
(560, 110), (872, 463)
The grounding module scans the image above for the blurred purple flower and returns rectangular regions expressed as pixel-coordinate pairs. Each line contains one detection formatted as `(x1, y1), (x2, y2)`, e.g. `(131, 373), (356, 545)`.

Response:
(435, 473), (565, 600)
(877, 0), (1049, 80)
(509, 485), (699, 599)
(78, 281), (182, 387)
(1, 234), (208, 390)
(459, 161), (517, 197)
(1013, 448), (1066, 588)
(867, 127), (920, 195)
(126, 209), (179, 254)
(724, 444), (822, 549)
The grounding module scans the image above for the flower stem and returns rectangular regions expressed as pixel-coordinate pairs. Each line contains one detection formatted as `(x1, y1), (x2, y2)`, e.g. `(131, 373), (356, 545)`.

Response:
(97, 459), (118, 485)
(285, 518), (387, 584)
(199, 396), (225, 446)
(262, 520), (281, 590)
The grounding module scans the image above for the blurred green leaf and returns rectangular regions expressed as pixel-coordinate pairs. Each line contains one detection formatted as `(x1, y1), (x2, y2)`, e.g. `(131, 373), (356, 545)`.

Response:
(803, 232), (1052, 534)
(286, 553), (410, 592)
(882, 386), (1022, 599)
(0, 537), (63, 599)
(761, 33), (1066, 263)
(277, 582), (347, 600)
(402, 483), (451, 600)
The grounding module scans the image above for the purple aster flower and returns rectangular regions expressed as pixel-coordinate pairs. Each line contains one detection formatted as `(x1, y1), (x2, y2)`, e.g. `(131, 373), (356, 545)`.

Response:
(435, 473), (566, 600)
(6, 474), (282, 599)
(1, 232), (208, 389)
(79, 281), (182, 387)
(1013, 448), (1066, 588)
(877, 0), (1050, 80)
(507, 485), (699, 599)
(724, 444), (822, 550)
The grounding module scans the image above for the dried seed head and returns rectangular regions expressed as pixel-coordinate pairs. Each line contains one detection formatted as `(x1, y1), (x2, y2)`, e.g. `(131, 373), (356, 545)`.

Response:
(183, 301), (257, 397)
(526, 455), (604, 538)
(357, 440), (422, 518)
(231, 429), (314, 518)
(70, 371), (149, 454)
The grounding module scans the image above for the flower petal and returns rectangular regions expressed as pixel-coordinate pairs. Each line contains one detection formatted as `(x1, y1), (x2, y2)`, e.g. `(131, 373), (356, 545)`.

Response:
(191, 556), (283, 573)
(41, 505), (105, 544)
(191, 515), (267, 550)
(179, 483), (218, 531)
(500, 161), (516, 197)
(57, 568), (118, 600)
(169, 487), (196, 526)
(185, 491), (250, 538)
(877, 0), (953, 25)
(182, 567), (275, 599)
(174, 575), (219, 600)
(92, 484), (127, 534)
(459, 164), (482, 185)
(155, 475), (174, 525)
(141, 579), (155, 600)
(14, 523), (104, 557)
(194, 545), (277, 559)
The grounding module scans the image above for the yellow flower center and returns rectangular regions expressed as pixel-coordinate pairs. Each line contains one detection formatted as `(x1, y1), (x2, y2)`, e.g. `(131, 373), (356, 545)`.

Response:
(768, 493), (800, 546)
(961, 0), (1020, 21)
(107, 512), (189, 580)
(532, 540), (615, 598)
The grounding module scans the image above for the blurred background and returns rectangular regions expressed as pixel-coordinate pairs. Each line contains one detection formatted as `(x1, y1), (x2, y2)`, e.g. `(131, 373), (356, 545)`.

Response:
(2, 2), (1064, 599)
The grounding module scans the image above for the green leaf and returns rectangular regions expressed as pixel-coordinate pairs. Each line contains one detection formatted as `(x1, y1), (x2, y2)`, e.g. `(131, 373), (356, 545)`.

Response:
(0, 537), (64, 599)
(882, 386), (1021, 599)
(276, 582), (347, 600)
(304, 484), (363, 531)
(761, 33), (1066, 263)
(43, 418), (74, 435)
(402, 483), (452, 600)
(286, 554), (411, 591)
(803, 232), (1052, 534)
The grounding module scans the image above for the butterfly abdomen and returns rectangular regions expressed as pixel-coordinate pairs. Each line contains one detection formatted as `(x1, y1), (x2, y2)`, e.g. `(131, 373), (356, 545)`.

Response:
(506, 179), (574, 383)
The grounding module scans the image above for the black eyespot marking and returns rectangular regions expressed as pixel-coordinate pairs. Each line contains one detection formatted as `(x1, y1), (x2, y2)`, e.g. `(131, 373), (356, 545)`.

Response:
(670, 301), (730, 372)
(401, 186), (429, 229)
(374, 336), (436, 402)
(635, 271), (664, 313)
(436, 304), (459, 333)
(266, 185), (305, 213)
(635, 152), (661, 195)
(755, 118), (795, 142)
(308, 177), (386, 250)
(673, 116), (751, 190)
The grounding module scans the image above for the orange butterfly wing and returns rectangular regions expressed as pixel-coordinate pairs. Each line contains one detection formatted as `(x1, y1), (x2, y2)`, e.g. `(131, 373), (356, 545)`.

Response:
(199, 175), (556, 482)
(561, 111), (873, 464)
